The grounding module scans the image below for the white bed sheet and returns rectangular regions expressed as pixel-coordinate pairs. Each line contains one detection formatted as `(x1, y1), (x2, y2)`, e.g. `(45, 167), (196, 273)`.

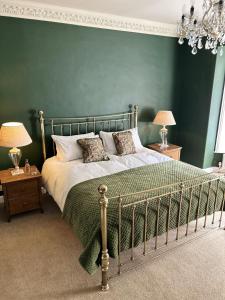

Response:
(42, 147), (171, 211)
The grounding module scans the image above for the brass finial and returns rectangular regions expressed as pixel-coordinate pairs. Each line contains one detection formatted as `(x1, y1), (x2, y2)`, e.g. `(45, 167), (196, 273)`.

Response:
(179, 183), (185, 189)
(134, 104), (139, 112)
(39, 110), (44, 119)
(98, 184), (108, 195)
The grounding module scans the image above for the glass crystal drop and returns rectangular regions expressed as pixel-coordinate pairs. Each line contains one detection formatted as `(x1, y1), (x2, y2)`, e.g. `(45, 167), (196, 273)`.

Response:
(212, 48), (217, 55)
(205, 40), (209, 49)
(178, 37), (184, 45)
(192, 47), (197, 55)
(197, 38), (203, 49)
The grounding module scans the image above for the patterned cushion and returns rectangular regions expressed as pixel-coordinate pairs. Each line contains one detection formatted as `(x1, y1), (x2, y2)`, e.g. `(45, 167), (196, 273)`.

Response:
(77, 137), (109, 163)
(112, 131), (136, 155)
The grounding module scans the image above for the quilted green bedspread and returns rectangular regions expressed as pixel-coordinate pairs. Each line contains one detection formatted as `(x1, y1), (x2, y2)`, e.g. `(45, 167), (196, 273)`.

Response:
(62, 160), (225, 275)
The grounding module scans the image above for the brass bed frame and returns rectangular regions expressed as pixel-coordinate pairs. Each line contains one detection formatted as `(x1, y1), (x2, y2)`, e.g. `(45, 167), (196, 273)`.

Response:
(39, 105), (225, 291)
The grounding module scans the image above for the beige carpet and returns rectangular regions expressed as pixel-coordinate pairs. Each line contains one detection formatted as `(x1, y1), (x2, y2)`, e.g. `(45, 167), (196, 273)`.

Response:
(0, 196), (225, 300)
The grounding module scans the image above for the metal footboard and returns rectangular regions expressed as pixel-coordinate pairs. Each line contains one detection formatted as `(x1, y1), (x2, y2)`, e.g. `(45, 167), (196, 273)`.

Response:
(98, 173), (225, 291)
(38, 106), (225, 291)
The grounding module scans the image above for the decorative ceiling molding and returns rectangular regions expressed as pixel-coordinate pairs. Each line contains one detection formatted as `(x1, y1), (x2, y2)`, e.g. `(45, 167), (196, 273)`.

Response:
(0, 0), (177, 37)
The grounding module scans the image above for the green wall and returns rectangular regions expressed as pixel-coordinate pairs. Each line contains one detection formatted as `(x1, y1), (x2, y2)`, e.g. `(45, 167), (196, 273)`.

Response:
(0, 16), (179, 170)
(175, 45), (217, 167)
(0, 16), (224, 170)
(203, 54), (225, 168)
(174, 44), (225, 168)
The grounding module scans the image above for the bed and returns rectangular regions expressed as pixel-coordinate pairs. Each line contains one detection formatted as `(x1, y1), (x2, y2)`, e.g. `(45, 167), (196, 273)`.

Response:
(39, 106), (225, 291)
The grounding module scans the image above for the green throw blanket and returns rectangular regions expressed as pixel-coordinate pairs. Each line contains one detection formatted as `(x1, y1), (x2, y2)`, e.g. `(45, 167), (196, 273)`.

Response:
(63, 160), (225, 275)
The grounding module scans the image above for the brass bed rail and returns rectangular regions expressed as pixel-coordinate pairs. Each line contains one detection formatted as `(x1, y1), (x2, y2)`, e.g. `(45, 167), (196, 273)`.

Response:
(39, 105), (138, 161)
(98, 172), (225, 291)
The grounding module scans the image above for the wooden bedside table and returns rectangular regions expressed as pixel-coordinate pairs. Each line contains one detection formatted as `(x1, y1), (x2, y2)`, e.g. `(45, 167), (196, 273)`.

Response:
(147, 144), (182, 161)
(0, 166), (43, 222)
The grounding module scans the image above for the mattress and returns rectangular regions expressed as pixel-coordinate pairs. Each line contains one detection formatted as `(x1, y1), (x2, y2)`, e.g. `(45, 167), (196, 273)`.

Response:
(41, 147), (171, 211)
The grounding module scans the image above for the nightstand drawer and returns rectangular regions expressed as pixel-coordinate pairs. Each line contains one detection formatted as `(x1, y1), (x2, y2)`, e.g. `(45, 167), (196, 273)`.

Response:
(9, 195), (40, 215)
(6, 179), (39, 199)
(164, 150), (180, 160)
(0, 165), (43, 221)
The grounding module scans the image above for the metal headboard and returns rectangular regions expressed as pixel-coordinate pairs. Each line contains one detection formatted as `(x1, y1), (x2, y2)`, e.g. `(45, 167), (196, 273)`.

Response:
(39, 105), (139, 161)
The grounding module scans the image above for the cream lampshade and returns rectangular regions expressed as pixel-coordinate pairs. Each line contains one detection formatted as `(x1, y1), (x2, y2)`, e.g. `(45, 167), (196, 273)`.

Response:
(153, 111), (176, 149)
(0, 122), (32, 175)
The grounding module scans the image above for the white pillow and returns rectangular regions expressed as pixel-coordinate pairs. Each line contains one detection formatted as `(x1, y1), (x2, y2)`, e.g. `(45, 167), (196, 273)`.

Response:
(100, 128), (143, 154)
(52, 132), (95, 162)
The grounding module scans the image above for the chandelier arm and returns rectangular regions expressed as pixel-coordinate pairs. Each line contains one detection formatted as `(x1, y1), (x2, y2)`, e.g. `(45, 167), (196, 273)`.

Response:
(202, 0), (214, 34)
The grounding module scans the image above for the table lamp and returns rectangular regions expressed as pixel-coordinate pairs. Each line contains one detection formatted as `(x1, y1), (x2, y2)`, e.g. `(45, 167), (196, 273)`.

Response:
(153, 111), (176, 149)
(0, 122), (32, 175)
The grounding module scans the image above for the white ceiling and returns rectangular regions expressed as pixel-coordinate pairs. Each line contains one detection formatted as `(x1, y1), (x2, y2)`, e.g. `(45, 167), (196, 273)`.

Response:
(23, 0), (203, 25)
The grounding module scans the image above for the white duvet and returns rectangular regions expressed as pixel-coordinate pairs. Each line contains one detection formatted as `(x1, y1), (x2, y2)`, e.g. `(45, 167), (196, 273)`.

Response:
(42, 147), (171, 211)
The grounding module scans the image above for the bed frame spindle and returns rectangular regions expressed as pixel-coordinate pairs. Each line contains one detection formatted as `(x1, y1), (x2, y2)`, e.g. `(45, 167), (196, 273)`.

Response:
(98, 185), (109, 291)
(39, 111), (47, 161)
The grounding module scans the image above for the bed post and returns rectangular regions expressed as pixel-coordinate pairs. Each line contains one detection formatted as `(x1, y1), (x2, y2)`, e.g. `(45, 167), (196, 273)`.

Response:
(98, 184), (109, 291)
(134, 105), (138, 128)
(39, 111), (47, 161)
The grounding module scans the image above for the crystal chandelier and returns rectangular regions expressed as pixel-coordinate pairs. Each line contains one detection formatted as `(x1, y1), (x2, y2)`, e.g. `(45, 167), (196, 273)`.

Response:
(178, 0), (225, 55)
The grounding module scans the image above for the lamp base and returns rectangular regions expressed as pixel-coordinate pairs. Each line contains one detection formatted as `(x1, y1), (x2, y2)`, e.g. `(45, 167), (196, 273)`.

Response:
(159, 126), (168, 149)
(8, 147), (22, 175)
(159, 143), (169, 150)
